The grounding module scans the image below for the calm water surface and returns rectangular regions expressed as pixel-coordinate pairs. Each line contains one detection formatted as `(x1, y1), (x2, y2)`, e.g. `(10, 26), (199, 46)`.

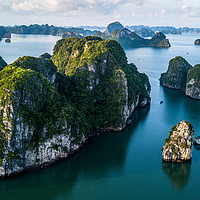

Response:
(0, 34), (61, 64)
(1, 33), (200, 200)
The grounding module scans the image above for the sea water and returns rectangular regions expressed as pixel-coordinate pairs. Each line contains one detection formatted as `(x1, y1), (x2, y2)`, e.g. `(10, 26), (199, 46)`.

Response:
(0, 33), (200, 200)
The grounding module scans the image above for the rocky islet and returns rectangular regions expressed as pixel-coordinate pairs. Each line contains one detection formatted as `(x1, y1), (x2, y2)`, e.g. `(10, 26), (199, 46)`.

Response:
(162, 121), (194, 162)
(194, 39), (200, 45)
(0, 36), (151, 177)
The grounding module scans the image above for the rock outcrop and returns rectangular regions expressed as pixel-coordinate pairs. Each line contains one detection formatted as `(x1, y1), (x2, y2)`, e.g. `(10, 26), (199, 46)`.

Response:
(0, 26), (11, 40)
(160, 56), (192, 90)
(5, 38), (11, 43)
(186, 64), (200, 99)
(105, 21), (124, 35)
(0, 37), (151, 177)
(0, 56), (7, 70)
(194, 39), (200, 45)
(162, 121), (194, 162)
(148, 31), (171, 47)
(62, 31), (83, 39)
(98, 26), (171, 48)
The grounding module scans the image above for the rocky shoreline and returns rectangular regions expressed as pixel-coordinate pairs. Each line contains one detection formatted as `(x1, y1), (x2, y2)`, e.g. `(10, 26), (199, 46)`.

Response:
(0, 102), (149, 178)
(0, 37), (151, 178)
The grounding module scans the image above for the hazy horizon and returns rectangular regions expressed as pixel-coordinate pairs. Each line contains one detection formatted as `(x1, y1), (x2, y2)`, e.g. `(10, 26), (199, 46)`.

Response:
(0, 0), (200, 28)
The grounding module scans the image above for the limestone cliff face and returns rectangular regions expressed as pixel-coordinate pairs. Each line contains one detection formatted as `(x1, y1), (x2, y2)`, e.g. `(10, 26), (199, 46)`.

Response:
(149, 32), (171, 48)
(186, 64), (200, 99)
(0, 56), (7, 71)
(52, 36), (151, 131)
(0, 37), (151, 177)
(160, 56), (192, 90)
(162, 121), (194, 162)
(0, 63), (88, 177)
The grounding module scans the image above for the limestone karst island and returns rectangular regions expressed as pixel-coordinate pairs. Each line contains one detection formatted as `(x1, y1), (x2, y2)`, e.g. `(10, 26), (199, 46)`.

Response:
(1, 1), (200, 198)
(0, 36), (150, 177)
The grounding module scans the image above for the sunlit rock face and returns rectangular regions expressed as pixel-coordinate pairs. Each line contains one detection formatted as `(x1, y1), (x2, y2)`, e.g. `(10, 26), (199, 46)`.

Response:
(186, 64), (200, 99)
(162, 121), (194, 162)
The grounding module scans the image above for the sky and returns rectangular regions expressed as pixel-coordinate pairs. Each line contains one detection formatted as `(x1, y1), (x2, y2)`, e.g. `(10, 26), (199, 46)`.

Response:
(0, 0), (200, 27)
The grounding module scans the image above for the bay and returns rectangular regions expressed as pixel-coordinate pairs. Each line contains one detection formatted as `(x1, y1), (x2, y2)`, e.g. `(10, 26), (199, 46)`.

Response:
(0, 33), (200, 200)
(0, 34), (61, 64)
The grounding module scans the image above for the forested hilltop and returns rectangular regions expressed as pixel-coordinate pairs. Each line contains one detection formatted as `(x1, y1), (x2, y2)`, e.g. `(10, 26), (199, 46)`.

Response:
(0, 36), (150, 177)
(5, 24), (97, 37)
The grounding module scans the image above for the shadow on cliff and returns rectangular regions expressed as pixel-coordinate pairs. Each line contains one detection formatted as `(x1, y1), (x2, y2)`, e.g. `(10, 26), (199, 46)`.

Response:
(162, 161), (191, 190)
(0, 106), (150, 200)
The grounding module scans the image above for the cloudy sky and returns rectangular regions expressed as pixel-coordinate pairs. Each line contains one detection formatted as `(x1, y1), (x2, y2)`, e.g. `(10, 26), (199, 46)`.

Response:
(0, 0), (200, 27)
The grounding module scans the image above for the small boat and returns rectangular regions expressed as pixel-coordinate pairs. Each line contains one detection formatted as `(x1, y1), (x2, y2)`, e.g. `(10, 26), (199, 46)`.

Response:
(127, 119), (131, 125)
(194, 136), (200, 145)
(160, 101), (163, 104)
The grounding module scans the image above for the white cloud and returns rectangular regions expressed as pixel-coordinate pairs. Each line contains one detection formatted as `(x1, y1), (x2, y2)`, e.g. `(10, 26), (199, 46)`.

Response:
(182, 4), (189, 10)
(115, 13), (121, 19)
(11, 1), (39, 12)
(181, 4), (200, 18)
(1, 0), (148, 14)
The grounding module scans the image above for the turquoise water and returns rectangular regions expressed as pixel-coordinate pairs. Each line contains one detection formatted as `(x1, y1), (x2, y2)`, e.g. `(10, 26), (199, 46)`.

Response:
(1, 33), (200, 200)
(0, 34), (61, 64)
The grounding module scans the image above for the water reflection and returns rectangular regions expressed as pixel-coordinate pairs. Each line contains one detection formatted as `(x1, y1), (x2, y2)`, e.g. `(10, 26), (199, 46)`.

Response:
(0, 106), (150, 200)
(194, 144), (200, 150)
(162, 162), (191, 190)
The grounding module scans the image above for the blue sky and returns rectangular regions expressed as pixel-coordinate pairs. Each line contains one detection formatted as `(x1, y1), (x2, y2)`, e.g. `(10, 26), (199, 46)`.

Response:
(0, 0), (200, 27)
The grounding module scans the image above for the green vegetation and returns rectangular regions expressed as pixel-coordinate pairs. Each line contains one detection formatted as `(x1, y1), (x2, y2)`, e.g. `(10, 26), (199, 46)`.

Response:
(51, 37), (80, 74)
(187, 64), (200, 89)
(181, 142), (188, 148)
(52, 36), (150, 129)
(160, 56), (192, 89)
(12, 54), (57, 81)
(164, 121), (193, 149)
(0, 36), (150, 166)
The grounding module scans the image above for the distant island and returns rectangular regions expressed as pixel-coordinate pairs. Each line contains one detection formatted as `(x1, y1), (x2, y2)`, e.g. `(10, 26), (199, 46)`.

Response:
(194, 39), (200, 45)
(0, 36), (150, 177)
(0, 26), (11, 41)
(95, 22), (171, 48)
(3, 24), (97, 37)
(2, 22), (200, 47)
